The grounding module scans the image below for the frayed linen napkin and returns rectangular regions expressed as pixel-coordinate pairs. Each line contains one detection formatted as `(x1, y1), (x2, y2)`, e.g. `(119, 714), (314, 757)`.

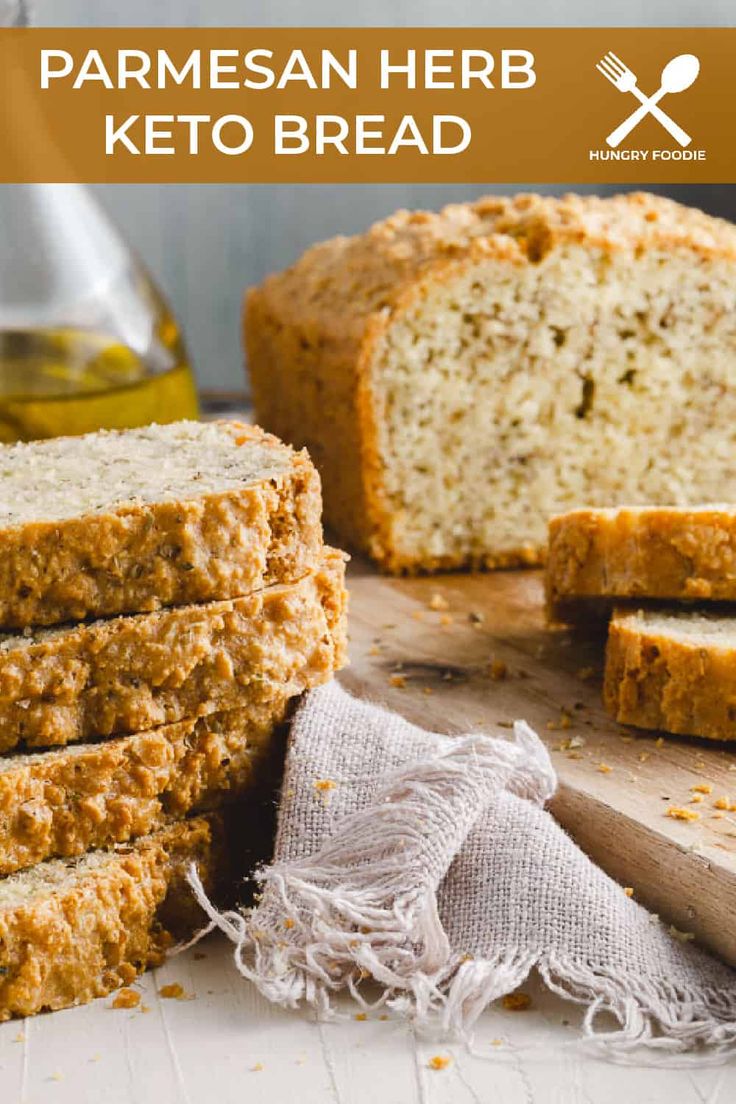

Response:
(190, 681), (736, 1059)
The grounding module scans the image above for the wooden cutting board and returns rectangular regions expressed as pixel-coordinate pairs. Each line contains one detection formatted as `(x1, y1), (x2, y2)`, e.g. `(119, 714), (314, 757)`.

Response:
(339, 559), (736, 965)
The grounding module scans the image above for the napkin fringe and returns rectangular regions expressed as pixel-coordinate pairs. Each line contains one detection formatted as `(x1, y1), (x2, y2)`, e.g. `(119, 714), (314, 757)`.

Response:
(186, 721), (553, 1021)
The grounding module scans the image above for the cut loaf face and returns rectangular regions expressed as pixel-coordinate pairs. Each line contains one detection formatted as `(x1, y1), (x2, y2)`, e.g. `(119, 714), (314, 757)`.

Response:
(605, 608), (736, 742)
(247, 192), (736, 572)
(0, 419), (323, 627)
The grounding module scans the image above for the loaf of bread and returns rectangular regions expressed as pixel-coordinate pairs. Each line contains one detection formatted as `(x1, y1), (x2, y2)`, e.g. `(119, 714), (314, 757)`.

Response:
(0, 419), (322, 628)
(0, 816), (222, 1020)
(605, 608), (736, 742)
(0, 547), (346, 752)
(0, 698), (294, 874)
(547, 505), (736, 622)
(247, 192), (736, 573)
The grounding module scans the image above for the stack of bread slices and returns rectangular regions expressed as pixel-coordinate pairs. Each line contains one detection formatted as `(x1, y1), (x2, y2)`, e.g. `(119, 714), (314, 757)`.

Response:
(547, 505), (736, 743)
(0, 419), (347, 1020)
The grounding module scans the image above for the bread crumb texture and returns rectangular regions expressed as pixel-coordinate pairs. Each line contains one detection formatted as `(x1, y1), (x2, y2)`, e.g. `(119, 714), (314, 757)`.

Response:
(0, 547), (347, 753)
(248, 192), (736, 573)
(0, 420), (323, 628)
(0, 817), (221, 1021)
(0, 699), (284, 875)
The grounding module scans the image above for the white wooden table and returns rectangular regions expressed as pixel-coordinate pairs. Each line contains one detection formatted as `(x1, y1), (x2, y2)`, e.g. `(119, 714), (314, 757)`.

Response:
(1, 934), (734, 1103)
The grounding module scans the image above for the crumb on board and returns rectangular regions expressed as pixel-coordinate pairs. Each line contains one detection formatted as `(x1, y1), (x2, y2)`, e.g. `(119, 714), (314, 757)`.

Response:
(389, 673), (407, 689)
(597, 763), (613, 774)
(49, 1072), (63, 1082)
(112, 988), (140, 1010)
(624, 887), (634, 898)
(428, 1055), (452, 1070)
(655, 737), (665, 749)
(714, 796), (731, 810)
(158, 983), (186, 1000)
(439, 613), (454, 627)
(713, 812), (726, 820)
(489, 659), (508, 681)
(639, 752), (650, 763)
(13, 1032), (25, 1043)
(690, 794), (703, 804)
(354, 1012), (367, 1021)
(691, 783), (713, 794)
(469, 611), (484, 626)
(428, 592), (450, 611)
(423, 687), (433, 695)
(490, 1038), (504, 1046)
(251, 1062), (264, 1072)
(666, 806), (701, 822)
(284, 918), (295, 929)
(502, 991), (532, 1011)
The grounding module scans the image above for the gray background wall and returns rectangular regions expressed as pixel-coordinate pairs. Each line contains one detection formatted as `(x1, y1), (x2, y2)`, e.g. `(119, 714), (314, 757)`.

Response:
(31, 0), (736, 393)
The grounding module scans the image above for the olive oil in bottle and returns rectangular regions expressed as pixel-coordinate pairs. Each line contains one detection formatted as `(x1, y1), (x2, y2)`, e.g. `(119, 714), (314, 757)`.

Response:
(0, 184), (200, 441)
(0, 327), (198, 442)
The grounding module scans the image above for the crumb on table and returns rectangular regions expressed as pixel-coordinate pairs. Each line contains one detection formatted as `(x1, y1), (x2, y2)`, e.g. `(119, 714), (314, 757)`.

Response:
(428, 1055), (452, 1070)
(112, 988), (140, 1010)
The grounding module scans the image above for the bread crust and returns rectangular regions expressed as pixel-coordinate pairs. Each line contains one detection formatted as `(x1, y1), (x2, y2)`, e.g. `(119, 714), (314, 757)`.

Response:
(247, 193), (736, 573)
(547, 507), (736, 621)
(0, 698), (291, 875)
(0, 421), (324, 628)
(0, 547), (347, 752)
(604, 609), (736, 741)
(0, 816), (222, 1021)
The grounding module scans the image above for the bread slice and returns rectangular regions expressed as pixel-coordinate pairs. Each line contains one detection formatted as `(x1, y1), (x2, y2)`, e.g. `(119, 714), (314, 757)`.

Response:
(0, 546), (347, 752)
(247, 192), (736, 573)
(0, 697), (293, 875)
(0, 815), (223, 1020)
(605, 607), (736, 741)
(0, 419), (322, 628)
(547, 505), (736, 622)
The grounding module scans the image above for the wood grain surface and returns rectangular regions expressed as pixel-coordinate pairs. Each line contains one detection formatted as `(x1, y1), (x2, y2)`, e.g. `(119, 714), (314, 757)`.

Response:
(341, 559), (736, 964)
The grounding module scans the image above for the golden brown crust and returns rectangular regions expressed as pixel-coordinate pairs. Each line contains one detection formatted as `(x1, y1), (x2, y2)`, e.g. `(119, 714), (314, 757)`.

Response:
(247, 192), (732, 572)
(604, 610), (736, 741)
(0, 700), (288, 875)
(0, 421), (324, 629)
(546, 507), (736, 621)
(0, 547), (348, 752)
(0, 816), (222, 1021)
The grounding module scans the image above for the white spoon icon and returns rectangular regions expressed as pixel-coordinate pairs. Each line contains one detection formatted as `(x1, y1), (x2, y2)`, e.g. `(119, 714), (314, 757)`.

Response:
(606, 54), (700, 148)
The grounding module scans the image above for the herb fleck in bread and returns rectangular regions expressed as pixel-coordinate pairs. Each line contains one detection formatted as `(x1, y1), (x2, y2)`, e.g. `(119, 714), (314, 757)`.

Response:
(247, 192), (736, 573)
(0, 419), (323, 628)
(0, 547), (347, 752)
(0, 698), (292, 875)
(605, 608), (736, 742)
(547, 505), (736, 622)
(0, 816), (222, 1021)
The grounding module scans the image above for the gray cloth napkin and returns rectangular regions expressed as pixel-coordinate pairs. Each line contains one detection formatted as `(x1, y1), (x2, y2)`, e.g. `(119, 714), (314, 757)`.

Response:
(190, 681), (736, 1059)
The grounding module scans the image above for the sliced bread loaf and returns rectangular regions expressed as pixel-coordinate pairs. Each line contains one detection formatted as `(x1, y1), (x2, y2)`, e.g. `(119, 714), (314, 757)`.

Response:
(605, 607), (736, 741)
(0, 546), (347, 752)
(247, 192), (736, 573)
(0, 815), (221, 1020)
(0, 419), (322, 628)
(0, 698), (290, 875)
(547, 505), (736, 622)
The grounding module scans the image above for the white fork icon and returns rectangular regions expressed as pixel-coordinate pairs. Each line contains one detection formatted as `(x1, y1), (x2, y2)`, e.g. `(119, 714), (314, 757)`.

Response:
(597, 52), (699, 148)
